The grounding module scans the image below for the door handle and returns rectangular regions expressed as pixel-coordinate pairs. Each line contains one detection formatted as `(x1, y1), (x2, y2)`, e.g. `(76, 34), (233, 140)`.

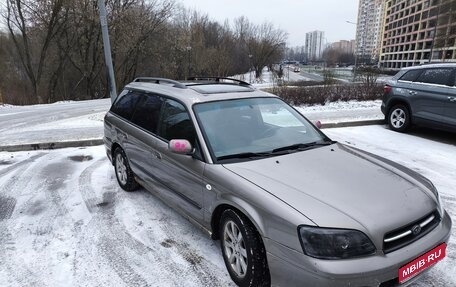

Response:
(409, 91), (417, 95)
(448, 97), (456, 102)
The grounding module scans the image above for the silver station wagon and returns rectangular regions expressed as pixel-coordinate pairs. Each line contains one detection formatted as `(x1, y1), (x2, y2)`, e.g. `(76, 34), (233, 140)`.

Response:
(104, 77), (451, 286)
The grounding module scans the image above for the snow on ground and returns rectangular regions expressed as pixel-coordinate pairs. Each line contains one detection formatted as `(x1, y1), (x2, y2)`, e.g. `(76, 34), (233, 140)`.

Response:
(9, 112), (105, 133)
(0, 146), (234, 287)
(0, 125), (455, 286)
(297, 100), (384, 123)
(0, 99), (110, 145)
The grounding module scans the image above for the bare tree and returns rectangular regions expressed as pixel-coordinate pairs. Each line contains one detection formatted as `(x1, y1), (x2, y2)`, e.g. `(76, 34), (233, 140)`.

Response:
(0, 0), (287, 104)
(5, 0), (66, 103)
(110, 0), (175, 86)
(235, 17), (287, 79)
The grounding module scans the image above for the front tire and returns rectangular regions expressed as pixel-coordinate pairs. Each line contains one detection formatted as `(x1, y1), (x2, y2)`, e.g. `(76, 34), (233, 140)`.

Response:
(219, 209), (270, 287)
(113, 147), (139, 191)
(388, 104), (410, 132)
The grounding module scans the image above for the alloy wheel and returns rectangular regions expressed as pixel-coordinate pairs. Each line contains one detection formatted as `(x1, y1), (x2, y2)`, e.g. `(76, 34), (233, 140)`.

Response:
(390, 108), (406, 129)
(223, 220), (248, 278)
(115, 153), (128, 185)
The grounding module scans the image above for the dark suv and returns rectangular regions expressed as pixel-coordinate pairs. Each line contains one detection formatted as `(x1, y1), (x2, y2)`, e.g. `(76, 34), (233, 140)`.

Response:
(381, 63), (456, 132)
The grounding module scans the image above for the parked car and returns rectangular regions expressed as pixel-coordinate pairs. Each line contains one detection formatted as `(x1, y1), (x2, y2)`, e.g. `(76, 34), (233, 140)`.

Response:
(104, 77), (451, 287)
(382, 63), (456, 132)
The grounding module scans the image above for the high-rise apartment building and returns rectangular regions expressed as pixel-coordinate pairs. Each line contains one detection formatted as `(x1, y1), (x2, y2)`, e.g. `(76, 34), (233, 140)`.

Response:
(380, 0), (456, 69)
(305, 31), (325, 61)
(356, 0), (386, 63)
(331, 40), (356, 54)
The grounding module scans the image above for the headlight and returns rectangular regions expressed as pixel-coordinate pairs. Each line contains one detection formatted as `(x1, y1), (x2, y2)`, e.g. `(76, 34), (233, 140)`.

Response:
(437, 191), (445, 215)
(428, 181), (444, 215)
(298, 226), (376, 259)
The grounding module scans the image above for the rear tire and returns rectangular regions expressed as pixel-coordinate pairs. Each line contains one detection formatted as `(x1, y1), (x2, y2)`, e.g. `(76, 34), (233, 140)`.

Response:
(219, 209), (270, 287)
(113, 147), (139, 191)
(388, 104), (410, 132)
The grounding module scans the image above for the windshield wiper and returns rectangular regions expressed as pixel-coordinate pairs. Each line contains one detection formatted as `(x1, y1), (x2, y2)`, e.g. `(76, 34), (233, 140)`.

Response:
(217, 151), (274, 161)
(272, 140), (336, 154)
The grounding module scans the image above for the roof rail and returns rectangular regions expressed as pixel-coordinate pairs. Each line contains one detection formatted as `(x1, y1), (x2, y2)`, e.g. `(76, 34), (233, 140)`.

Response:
(133, 77), (187, 89)
(187, 77), (251, 87)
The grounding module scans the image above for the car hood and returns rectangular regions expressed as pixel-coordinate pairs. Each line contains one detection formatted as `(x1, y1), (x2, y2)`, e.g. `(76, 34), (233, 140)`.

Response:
(223, 143), (438, 239)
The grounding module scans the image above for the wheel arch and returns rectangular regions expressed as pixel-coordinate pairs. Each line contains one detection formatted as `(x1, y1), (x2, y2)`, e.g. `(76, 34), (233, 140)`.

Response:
(111, 142), (122, 165)
(387, 98), (412, 118)
(210, 201), (265, 241)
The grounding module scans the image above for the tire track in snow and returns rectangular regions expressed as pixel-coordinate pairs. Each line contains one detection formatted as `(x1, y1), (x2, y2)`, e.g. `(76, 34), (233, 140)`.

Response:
(77, 158), (152, 286)
(160, 237), (226, 287)
(0, 152), (49, 287)
(0, 196), (16, 220)
(29, 159), (75, 254)
(78, 158), (106, 214)
(126, 188), (233, 286)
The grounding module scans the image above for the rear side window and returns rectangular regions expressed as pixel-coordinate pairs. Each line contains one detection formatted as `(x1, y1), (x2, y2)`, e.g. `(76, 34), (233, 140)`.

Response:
(158, 99), (196, 144)
(415, 68), (453, 86)
(131, 93), (163, 133)
(398, 69), (422, 82)
(111, 90), (142, 120)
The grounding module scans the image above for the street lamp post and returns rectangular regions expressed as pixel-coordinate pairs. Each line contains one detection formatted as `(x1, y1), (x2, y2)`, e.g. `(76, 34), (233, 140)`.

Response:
(97, 0), (117, 103)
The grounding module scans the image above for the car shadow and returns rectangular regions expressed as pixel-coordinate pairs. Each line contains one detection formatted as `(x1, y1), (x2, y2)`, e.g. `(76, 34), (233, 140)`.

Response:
(407, 126), (456, 146)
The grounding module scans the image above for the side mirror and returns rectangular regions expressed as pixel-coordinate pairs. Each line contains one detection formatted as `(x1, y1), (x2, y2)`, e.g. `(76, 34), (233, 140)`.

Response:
(314, 120), (322, 129)
(169, 139), (193, 155)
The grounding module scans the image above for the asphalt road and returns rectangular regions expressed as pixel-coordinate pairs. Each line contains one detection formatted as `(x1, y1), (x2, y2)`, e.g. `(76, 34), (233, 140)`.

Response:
(282, 66), (324, 82)
(0, 99), (111, 145)
(0, 125), (454, 286)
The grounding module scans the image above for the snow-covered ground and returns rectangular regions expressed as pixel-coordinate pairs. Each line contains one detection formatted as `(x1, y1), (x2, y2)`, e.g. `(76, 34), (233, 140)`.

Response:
(297, 100), (383, 123)
(0, 99), (110, 146)
(0, 125), (454, 286)
(0, 146), (234, 287)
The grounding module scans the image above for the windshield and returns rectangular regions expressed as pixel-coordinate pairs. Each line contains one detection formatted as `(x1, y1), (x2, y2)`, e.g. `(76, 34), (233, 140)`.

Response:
(193, 97), (332, 163)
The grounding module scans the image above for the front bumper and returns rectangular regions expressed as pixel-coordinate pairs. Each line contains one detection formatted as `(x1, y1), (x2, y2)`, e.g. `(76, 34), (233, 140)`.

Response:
(266, 210), (452, 287)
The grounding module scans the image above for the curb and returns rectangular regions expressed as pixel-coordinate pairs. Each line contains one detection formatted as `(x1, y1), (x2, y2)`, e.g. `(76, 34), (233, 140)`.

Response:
(0, 139), (104, 152)
(321, 119), (385, 129)
(0, 119), (385, 152)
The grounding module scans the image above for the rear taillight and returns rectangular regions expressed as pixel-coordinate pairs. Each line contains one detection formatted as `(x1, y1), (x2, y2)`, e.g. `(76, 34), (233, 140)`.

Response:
(384, 85), (392, 94)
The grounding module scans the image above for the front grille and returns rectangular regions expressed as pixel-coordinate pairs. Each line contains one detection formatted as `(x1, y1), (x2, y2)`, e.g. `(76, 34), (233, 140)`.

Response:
(383, 210), (440, 254)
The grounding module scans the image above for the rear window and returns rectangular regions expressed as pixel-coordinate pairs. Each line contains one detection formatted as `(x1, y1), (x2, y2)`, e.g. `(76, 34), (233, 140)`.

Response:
(415, 68), (453, 86)
(110, 90), (142, 120)
(130, 93), (163, 133)
(398, 69), (422, 82)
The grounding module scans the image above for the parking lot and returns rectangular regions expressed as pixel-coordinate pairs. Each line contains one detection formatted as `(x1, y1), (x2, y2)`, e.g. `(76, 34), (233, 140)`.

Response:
(0, 125), (455, 286)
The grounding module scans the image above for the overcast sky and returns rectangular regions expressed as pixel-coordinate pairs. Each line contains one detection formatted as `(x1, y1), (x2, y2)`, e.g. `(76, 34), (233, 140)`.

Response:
(178, 0), (360, 47)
